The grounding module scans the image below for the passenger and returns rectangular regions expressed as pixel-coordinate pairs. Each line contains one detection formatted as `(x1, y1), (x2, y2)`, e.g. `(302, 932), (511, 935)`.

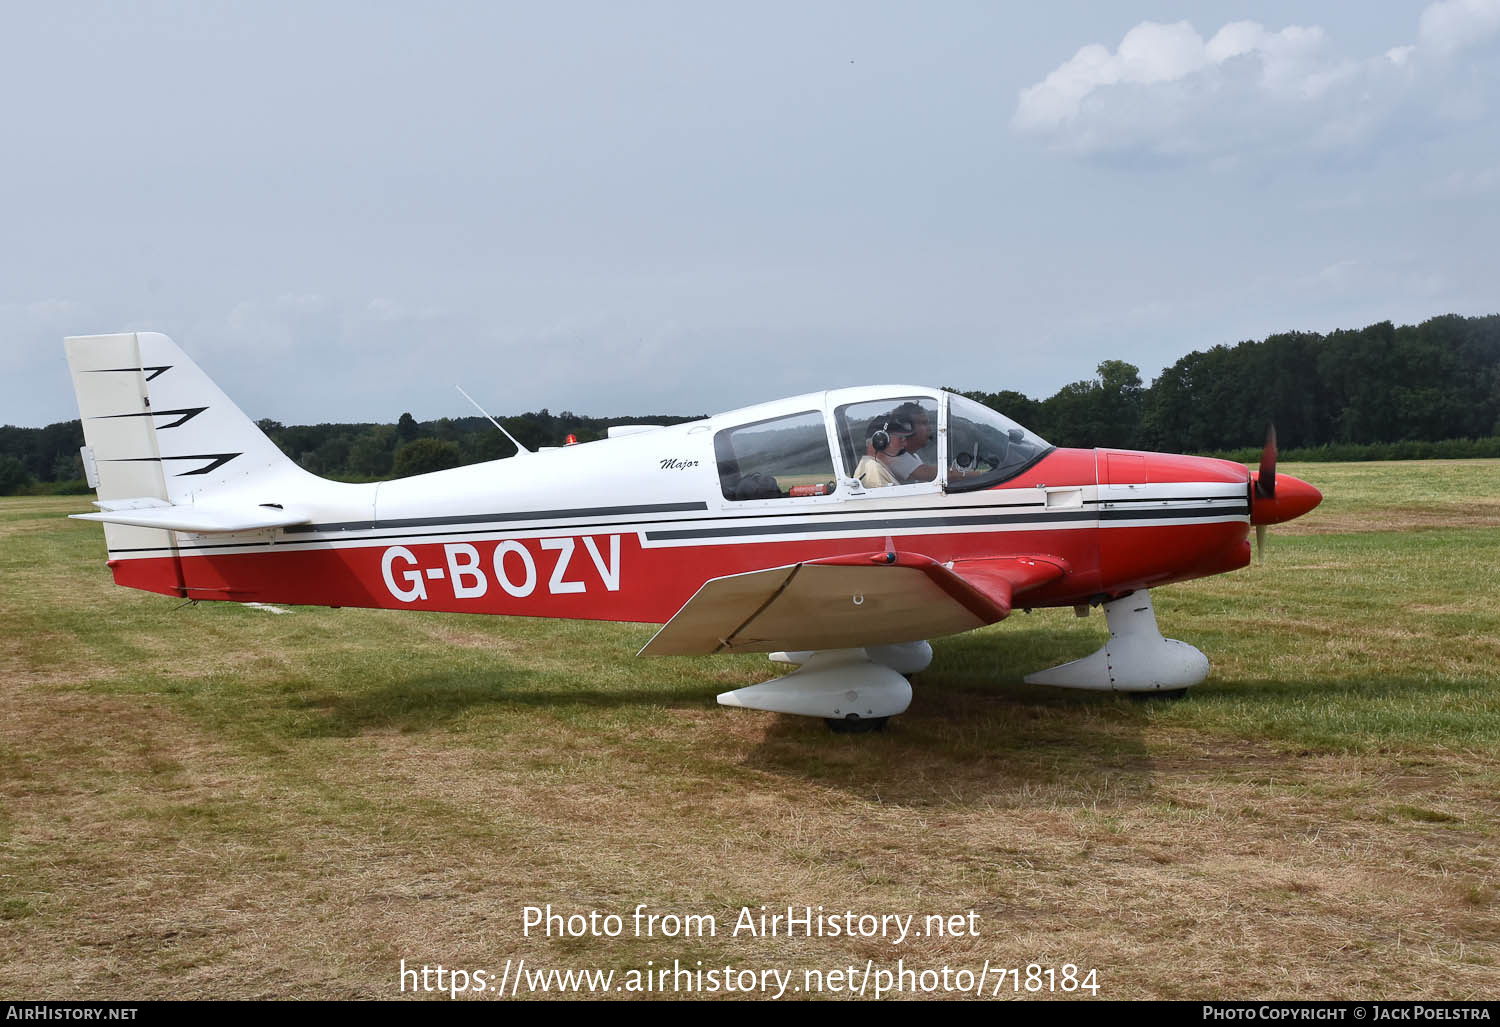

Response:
(886, 402), (937, 483)
(852, 416), (912, 488)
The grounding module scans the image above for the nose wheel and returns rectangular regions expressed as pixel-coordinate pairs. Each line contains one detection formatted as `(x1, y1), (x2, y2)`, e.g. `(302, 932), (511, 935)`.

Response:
(825, 715), (890, 733)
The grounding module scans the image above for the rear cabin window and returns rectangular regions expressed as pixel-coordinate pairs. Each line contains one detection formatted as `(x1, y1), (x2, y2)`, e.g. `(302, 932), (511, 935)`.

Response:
(714, 411), (837, 502)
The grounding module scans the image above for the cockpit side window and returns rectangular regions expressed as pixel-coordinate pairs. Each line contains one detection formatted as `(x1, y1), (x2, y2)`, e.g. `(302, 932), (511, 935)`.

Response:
(714, 411), (837, 502)
(945, 393), (1054, 491)
(834, 397), (940, 489)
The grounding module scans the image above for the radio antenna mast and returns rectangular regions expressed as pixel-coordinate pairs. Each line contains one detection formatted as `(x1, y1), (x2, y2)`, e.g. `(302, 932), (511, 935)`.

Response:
(455, 385), (533, 456)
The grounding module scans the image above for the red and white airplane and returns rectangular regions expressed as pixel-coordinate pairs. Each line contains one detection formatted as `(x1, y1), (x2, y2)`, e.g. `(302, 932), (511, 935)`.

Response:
(64, 332), (1321, 730)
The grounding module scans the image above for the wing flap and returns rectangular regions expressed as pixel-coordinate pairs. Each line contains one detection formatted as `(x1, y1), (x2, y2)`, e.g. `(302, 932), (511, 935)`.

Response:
(70, 503), (309, 533)
(640, 551), (1066, 657)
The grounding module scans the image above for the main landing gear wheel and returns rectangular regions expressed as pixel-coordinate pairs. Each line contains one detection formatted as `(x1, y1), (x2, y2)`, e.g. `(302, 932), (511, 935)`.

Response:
(824, 715), (890, 734)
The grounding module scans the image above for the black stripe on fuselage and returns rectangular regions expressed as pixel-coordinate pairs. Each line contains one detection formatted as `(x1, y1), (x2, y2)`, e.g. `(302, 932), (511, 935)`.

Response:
(643, 503), (1248, 541)
(283, 501), (711, 534)
(103, 497), (1248, 555)
(275, 492), (1242, 535)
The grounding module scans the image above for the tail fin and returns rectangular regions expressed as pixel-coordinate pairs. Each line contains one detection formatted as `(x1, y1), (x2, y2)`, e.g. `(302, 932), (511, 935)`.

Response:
(64, 332), (312, 556)
(65, 332), (296, 500)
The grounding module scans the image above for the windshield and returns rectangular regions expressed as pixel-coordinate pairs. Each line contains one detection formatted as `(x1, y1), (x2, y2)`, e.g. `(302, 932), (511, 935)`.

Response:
(944, 393), (1053, 491)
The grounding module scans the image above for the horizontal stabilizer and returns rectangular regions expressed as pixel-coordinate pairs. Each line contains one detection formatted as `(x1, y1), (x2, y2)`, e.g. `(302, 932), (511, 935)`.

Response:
(640, 551), (1068, 656)
(71, 503), (309, 533)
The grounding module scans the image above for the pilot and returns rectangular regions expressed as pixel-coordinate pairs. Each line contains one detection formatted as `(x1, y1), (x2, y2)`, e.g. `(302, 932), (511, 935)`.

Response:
(852, 415), (912, 488)
(886, 402), (937, 483)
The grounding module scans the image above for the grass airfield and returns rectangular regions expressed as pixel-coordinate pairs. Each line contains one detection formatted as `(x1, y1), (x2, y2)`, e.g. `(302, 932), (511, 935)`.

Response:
(1, 460), (1498, 1000)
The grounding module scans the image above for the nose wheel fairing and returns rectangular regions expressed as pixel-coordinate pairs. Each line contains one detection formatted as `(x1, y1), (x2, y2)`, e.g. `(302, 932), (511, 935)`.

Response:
(1024, 590), (1209, 692)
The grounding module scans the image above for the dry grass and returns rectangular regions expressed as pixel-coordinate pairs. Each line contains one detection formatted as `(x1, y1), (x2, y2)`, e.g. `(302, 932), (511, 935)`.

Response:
(2, 463), (1498, 1000)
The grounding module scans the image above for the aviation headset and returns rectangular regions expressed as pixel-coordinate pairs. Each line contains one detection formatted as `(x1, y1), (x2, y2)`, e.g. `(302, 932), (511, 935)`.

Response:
(868, 416), (913, 453)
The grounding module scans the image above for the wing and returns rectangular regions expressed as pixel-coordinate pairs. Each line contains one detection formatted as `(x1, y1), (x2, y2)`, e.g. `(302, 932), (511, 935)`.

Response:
(639, 552), (1066, 656)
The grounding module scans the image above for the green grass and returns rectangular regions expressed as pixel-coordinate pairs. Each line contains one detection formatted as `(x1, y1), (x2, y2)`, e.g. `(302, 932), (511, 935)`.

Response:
(1, 461), (1498, 1000)
(1273, 459), (1500, 532)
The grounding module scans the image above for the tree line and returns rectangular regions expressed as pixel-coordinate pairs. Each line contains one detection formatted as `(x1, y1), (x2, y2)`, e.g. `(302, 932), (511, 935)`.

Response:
(0, 408), (705, 494)
(3, 313), (1497, 494)
(953, 314), (1500, 453)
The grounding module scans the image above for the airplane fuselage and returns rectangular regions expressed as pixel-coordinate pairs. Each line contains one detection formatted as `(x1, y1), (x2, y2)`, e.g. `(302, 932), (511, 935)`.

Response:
(104, 405), (1266, 624)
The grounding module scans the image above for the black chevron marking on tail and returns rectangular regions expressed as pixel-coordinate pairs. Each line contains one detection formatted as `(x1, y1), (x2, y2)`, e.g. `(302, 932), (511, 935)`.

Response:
(104, 453), (241, 476)
(91, 407), (208, 430)
(85, 365), (172, 381)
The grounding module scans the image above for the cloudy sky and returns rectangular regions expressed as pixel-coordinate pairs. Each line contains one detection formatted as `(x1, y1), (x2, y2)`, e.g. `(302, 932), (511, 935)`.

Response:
(3, 1), (1497, 426)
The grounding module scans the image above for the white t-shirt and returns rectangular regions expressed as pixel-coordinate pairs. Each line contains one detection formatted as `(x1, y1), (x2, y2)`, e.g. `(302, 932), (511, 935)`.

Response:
(854, 455), (898, 488)
(886, 450), (921, 481)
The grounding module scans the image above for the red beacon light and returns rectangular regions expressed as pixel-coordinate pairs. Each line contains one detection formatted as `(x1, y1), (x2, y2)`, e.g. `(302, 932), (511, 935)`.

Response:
(564, 434), (578, 446)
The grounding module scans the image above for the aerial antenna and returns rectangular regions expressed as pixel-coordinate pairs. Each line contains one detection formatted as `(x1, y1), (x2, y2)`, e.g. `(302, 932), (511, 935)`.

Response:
(455, 385), (533, 456)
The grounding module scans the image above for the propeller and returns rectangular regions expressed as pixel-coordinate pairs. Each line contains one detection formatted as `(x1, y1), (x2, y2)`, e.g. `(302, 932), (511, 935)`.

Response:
(1255, 423), (1277, 500)
(1253, 423), (1276, 560)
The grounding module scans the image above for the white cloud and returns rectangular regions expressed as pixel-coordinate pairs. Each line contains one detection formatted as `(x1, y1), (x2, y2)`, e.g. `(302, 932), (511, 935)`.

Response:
(1012, 2), (1500, 160)
(1419, 0), (1500, 55)
(1012, 19), (1335, 137)
(1014, 22), (1206, 133)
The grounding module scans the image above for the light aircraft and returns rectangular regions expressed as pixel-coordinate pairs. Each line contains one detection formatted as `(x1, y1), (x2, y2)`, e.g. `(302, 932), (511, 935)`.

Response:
(63, 332), (1321, 730)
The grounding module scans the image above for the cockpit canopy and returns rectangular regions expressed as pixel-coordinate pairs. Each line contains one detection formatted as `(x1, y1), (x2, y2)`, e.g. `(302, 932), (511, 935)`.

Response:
(943, 392), (1052, 492)
(712, 389), (1052, 502)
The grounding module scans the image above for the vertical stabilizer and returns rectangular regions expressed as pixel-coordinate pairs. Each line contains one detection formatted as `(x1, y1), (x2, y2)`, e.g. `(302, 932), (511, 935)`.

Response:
(64, 331), (309, 560)
(70, 331), (298, 503)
